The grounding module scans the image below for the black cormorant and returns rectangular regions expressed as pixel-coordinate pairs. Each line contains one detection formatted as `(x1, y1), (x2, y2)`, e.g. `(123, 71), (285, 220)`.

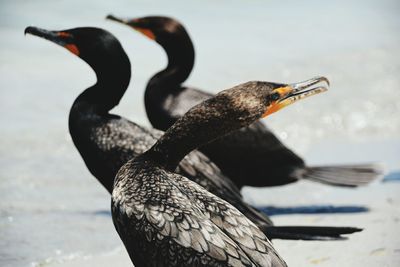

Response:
(107, 15), (382, 188)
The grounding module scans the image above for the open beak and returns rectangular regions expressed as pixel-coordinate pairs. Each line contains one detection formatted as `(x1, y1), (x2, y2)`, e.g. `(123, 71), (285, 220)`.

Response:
(263, 76), (329, 117)
(106, 14), (156, 40)
(24, 26), (79, 55)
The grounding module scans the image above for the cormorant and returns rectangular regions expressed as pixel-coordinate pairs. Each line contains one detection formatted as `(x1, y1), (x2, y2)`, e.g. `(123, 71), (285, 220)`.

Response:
(112, 75), (329, 266)
(25, 26), (361, 242)
(107, 15), (382, 188)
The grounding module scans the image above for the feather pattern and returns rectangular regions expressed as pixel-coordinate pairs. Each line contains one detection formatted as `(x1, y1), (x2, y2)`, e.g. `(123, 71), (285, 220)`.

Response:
(112, 158), (287, 267)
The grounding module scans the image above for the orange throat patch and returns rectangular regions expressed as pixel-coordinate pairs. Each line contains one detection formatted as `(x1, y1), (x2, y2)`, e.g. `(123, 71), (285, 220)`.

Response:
(135, 28), (156, 40)
(64, 44), (80, 56)
(262, 103), (282, 118)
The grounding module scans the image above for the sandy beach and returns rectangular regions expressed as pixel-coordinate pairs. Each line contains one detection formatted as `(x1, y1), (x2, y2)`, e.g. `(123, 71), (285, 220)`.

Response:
(1, 0), (399, 266)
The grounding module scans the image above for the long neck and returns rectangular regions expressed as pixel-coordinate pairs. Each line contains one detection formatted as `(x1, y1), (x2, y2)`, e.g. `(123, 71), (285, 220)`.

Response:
(69, 49), (131, 151)
(68, 50), (131, 192)
(72, 53), (131, 114)
(145, 33), (194, 99)
(146, 94), (256, 170)
(144, 33), (195, 130)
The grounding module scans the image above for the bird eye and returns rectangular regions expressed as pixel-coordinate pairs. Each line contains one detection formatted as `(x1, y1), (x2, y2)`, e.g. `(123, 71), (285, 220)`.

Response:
(271, 93), (280, 101)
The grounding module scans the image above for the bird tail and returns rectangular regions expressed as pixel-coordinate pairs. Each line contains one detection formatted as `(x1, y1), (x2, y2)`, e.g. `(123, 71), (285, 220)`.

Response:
(298, 163), (384, 187)
(262, 225), (362, 240)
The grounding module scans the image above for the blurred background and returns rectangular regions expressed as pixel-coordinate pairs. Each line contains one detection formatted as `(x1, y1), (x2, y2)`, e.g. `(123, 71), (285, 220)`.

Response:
(0, 0), (399, 266)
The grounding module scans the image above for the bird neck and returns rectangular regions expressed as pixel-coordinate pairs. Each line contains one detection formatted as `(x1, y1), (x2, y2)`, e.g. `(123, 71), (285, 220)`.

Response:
(144, 35), (195, 129)
(146, 35), (195, 94)
(145, 94), (253, 171)
(73, 53), (131, 114)
(68, 53), (131, 192)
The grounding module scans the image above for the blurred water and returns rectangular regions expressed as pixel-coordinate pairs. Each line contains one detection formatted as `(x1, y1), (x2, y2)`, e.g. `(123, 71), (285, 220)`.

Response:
(0, 0), (399, 266)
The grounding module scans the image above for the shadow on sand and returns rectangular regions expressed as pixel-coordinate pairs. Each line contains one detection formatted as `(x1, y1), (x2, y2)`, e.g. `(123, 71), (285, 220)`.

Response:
(258, 205), (369, 216)
(91, 204), (369, 218)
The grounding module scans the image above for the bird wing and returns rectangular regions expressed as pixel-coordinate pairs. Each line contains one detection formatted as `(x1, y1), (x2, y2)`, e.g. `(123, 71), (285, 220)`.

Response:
(112, 170), (258, 266)
(196, 120), (305, 187)
(178, 150), (243, 199)
(168, 172), (287, 267)
(178, 150), (274, 227)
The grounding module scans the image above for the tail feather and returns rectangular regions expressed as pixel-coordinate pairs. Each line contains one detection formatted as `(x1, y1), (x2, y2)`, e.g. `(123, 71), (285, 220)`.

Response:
(301, 163), (384, 187)
(262, 226), (362, 241)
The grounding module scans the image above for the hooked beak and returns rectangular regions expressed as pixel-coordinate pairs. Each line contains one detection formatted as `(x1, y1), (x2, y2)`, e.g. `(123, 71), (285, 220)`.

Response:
(25, 26), (64, 44)
(24, 26), (79, 55)
(263, 76), (329, 117)
(106, 14), (156, 40)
